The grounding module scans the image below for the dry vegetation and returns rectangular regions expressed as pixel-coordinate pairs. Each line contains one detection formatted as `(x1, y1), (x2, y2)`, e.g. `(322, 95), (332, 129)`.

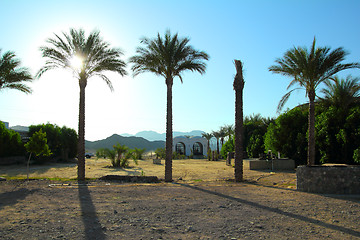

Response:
(0, 158), (296, 188)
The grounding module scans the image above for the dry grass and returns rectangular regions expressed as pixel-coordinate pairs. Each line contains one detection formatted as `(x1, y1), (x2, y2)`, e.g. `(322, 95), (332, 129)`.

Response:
(0, 158), (296, 188)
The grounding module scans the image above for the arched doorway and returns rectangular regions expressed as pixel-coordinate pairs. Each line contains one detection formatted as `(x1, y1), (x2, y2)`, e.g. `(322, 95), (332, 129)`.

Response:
(175, 142), (186, 155)
(193, 142), (203, 155)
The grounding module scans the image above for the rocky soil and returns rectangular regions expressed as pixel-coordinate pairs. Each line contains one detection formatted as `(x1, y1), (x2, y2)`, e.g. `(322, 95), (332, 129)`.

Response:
(0, 179), (359, 240)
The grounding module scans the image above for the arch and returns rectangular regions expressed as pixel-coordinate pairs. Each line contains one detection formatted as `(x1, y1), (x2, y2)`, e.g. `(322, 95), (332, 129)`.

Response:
(175, 142), (186, 155)
(193, 142), (203, 155)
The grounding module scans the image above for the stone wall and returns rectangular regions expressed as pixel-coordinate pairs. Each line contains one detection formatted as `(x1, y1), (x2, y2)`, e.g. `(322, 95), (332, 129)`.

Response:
(296, 165), (360, 194)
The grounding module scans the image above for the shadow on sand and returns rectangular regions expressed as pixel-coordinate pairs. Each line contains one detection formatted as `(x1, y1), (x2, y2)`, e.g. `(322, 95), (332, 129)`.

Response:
(0, 186), (39, 210)
(175, 182), (360, 238)
(78, 182), (107, 240)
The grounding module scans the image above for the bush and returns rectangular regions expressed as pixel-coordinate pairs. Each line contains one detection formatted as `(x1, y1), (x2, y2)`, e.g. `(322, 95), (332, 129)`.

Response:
(264, 107), (308, 166)
(0, 122), (25, 158)
(155, 148), (165, 159)
(29, 123), (77, 162)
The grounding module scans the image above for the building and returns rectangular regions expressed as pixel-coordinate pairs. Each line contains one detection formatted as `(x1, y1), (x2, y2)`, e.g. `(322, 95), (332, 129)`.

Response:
(173, 136), (208, 157)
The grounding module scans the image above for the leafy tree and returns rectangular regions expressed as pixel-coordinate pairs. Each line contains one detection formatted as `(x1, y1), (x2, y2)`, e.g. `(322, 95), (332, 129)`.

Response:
(0, 121), (24, 158)
(264, 107), (308, 166)
(36, 28), (127, 180)
(0, 49), (33, 94)
(130, 30), (209, 182)
(29, 123), (77, 162)
(316, 105), (360, 164)
(233, 60), (245, 182)
(24, 129), (51, 180)
(220, 136), (234, 160)
(60, 126), (77, 160)
(269, 38), (360, 166)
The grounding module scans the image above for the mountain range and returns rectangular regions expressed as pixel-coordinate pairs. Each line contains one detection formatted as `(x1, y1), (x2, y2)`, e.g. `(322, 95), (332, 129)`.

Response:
(85, 130), (205, 152)
(121, 130), (205, 141)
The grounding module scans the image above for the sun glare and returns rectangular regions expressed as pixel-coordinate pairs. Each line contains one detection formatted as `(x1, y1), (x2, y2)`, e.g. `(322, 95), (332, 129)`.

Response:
(70, 55), (83, 70)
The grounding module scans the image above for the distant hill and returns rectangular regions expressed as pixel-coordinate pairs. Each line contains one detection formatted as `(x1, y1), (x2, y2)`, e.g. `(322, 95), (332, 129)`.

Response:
(133, 130), (205, 141)
(85, 134), (165, 152)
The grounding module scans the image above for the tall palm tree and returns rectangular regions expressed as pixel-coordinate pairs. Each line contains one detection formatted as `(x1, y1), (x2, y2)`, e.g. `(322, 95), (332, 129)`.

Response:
(233, 60), (245, 182)
(201, 132), (213, 151)
(320, 75), (360, 110)
(211, 130), (221, 156)
(269, 38), (359, 166)
(130, 30), (209, 182)
(36, 28), (127, 180)
(0, 49), (32, 93)
(218, 127), (226, 151)
(221, 124), (234, 141)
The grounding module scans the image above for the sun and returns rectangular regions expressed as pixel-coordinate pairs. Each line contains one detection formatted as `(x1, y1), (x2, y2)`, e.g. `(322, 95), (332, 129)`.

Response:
(70, 55), (83, 70)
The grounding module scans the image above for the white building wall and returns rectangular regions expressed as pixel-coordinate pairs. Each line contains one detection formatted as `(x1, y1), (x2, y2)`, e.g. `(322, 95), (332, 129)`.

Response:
(173, 136), (208, 156)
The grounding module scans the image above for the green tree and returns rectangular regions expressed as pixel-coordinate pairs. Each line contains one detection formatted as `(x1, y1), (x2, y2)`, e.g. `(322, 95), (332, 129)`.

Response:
(24, 129), (52, 180)
(264, 107), (308, 166)
(320, 75), (360, 111)
(29, 123), (77, 162)
(130, 30), (209, 182)
(36, 28), (127, 180)
(0, 49), (33, 94)
(233, 60), (245, 182)
(0, 122), (24, 158)
(269, 38), (360, 166)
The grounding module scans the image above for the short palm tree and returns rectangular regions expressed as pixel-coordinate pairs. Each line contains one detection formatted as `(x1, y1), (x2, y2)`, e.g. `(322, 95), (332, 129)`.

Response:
(269, 38), (360, 166)
(320, 75), (360, 111)
(36, 28), (127, 180)
(0, 49), (32, 93)
(130, 30), (209, 182)
(233, 60), (245, 182)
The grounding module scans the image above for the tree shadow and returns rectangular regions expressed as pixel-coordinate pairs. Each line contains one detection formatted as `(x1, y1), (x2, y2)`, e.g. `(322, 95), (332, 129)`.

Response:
(0, 186), (39, 210)
(77, 182), (107, 240)
(175, 182), (360, 238)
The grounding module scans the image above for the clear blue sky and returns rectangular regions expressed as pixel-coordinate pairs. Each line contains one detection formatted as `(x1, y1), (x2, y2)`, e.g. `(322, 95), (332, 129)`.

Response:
(1, 0), (359, 141)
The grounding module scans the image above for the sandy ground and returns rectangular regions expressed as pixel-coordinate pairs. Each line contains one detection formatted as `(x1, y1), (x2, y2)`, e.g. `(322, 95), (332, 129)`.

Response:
(1, 159), (359, 239)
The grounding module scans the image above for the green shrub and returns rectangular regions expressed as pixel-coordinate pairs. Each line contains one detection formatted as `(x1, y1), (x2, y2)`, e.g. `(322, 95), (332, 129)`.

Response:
(0, 122), (25, 158)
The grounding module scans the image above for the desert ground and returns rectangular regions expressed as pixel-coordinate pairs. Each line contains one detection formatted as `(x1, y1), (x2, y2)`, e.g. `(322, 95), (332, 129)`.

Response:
(0, 158), (359, 239)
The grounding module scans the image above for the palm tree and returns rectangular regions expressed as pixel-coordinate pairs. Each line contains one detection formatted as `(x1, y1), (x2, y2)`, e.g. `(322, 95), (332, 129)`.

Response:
(211, 130), (221, 156)
(201, 132), (213, 152)
(221, 124), (234, 141)
(36, 28), (127, 180)
(0, 49), (32, 93)
(130, 30), (209, 182)
(269, 38), (359, 166)
(218, 127), (227, 152)
(320, 75), (360, 111)
(233, 60), (245, 182)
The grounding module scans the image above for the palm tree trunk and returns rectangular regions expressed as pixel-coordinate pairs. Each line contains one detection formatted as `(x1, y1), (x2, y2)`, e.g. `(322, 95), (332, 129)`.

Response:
(308, 90), (316, 166)
(77, 80), (86, 181)
(165, 79), (173, 182)
(234, 60), (244, 182)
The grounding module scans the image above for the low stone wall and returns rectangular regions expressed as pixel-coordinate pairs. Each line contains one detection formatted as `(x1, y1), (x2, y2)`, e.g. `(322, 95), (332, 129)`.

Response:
(296, 165), (360, 194)
(243, 159), (295, 170)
